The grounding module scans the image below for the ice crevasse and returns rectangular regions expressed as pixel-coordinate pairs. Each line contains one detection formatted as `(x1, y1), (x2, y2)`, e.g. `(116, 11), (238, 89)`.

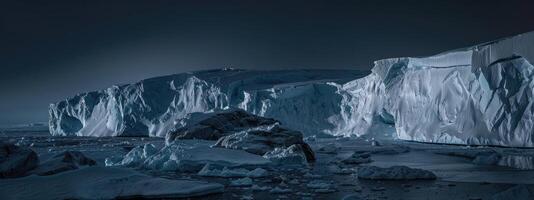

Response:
(49, 31), (534, 147)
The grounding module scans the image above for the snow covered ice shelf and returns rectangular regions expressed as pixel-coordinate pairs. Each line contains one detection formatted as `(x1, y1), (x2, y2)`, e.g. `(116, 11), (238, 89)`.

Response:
(49, 31), (534, 147)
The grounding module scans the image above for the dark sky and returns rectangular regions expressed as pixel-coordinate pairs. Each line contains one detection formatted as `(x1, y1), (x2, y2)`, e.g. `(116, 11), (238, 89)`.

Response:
(1, 0), (534, 125)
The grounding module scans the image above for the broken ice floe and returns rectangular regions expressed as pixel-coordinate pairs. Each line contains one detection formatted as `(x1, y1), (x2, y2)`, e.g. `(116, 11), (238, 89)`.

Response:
(358, 165), (437, 180)
(106, 140), (271, 171)
(197, 164), (268, 178)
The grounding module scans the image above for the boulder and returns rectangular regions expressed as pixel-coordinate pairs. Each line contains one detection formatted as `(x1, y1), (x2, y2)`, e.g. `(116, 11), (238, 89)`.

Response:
(214, 125), (315, 162)
(0, 142), (39, 178)
(166, 109), (279, 142)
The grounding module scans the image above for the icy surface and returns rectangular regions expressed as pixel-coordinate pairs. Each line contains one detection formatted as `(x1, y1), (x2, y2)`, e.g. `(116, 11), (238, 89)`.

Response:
(4, 131), (534, 199)
(106, 140), (271, 171)
(0, 166), (223, 200)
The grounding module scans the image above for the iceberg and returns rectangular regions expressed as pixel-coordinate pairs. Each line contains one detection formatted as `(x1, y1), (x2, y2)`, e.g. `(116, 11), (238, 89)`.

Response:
(49, 31), (534, 147)
(339, 31), (534, 146)
(49, 69), (363, 137)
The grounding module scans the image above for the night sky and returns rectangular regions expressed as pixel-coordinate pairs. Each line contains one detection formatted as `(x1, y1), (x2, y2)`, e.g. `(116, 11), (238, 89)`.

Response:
(1, 0), (534, 125)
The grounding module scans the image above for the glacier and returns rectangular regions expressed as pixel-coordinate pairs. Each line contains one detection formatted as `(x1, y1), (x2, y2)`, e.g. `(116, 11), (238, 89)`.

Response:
(49, 31), (534, 147)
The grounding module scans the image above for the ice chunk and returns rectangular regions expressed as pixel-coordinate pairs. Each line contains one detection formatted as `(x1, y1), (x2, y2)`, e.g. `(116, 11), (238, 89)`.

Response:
(306, 180), (333, 189)
(263, 144), (309, 166)
(0, 166), (223, 199)
(358, 165), (437, 180)
(0, 142), (38, 178)
(197, 164), (268, 178)
(229, 177), (253, 187)
(109, 141), (270, 171)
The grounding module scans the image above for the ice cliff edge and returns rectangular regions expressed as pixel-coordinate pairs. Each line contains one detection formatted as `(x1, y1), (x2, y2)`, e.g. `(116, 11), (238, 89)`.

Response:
(347, 31), (534, 146)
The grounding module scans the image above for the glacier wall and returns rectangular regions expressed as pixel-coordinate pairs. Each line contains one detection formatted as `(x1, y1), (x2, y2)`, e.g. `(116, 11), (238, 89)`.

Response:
(49, 69), (364, 137)
(342, 31), (534, 146)
(49, 31), (534, 147)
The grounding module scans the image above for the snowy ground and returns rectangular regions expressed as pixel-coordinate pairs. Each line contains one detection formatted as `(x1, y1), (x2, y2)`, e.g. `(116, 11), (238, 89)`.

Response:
(2, 130), (534, 199)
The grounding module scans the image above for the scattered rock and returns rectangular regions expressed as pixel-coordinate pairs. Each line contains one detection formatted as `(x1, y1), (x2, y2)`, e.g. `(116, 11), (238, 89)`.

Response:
(358, 166), (437, 180)
(0, 142), (39, 178)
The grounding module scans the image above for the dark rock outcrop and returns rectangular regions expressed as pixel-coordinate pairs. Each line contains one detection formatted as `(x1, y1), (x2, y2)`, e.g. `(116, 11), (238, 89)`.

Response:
(214, 125), (315, 162)
(0, 142), (39, 178)
(166, 109), (279, 142)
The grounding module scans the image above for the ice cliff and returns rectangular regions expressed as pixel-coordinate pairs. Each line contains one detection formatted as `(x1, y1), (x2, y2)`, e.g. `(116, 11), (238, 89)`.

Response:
(343, 31), (534, 146)
(49, 69), (364, 137)
(50, 31), (534, 147)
